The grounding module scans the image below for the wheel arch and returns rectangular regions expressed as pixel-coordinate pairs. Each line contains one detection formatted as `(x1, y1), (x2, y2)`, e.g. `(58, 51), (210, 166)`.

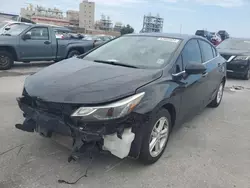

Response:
(0, 46), (18, 61)
(162, 103), (176, 127)
(67, 47), (85, 56)
(222, 76), (226, 86)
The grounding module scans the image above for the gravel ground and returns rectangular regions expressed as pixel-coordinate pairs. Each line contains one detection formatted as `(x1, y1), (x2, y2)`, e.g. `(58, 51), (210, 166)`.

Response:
(0, 63), (249, 188)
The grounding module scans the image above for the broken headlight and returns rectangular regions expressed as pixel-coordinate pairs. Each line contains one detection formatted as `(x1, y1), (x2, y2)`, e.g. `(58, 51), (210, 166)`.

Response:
(71, 92), (145, 120)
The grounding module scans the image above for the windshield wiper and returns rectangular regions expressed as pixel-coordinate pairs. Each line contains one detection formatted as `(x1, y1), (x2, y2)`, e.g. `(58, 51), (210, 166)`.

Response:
(94, 60), (138, 68)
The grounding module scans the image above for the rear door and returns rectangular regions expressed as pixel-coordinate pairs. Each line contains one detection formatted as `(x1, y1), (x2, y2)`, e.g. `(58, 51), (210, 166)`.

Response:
(198, 39), (221, 105)
(19, 26), (53, 60)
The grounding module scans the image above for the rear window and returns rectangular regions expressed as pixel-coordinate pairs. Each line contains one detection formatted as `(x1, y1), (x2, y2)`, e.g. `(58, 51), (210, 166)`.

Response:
(217, 38), (250, 51)
(83, 36), (182, 69)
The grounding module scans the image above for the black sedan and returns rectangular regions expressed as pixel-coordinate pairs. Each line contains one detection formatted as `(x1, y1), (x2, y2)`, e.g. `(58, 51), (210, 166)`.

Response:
(16, 33), (226, 164)
(217, 38), (250, 80)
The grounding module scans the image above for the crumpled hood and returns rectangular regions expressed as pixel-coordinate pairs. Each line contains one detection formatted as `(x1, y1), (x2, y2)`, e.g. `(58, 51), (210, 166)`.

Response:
(24, 58), (162, 104)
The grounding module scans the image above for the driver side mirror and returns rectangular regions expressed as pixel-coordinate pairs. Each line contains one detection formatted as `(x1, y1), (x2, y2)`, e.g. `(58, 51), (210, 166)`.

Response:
(185, 63), (206, 75)
(22, 34), (31, 40)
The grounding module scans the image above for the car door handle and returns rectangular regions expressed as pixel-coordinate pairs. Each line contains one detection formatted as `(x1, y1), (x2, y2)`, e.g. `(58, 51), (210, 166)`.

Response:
(202, 72), (208, 77)
(44, 41), (51, 45)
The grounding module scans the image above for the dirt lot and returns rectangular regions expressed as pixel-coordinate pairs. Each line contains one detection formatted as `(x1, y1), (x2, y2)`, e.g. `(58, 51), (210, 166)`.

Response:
(0, 63), (249, 188)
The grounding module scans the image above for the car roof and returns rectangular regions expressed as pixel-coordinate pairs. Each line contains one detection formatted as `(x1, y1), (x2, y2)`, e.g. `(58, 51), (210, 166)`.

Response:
(126, 33), (203, 41)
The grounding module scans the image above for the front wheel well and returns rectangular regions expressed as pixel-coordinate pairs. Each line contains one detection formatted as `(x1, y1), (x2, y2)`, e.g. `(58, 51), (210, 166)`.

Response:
(0, 46), (17, 61)
(222, 76), (226, 86)
(162, 103), (176, 127)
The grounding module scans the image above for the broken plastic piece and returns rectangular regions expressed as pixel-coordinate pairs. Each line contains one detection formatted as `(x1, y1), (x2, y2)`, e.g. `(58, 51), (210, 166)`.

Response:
(15, 118), (36, 132)
(103, 128), (135, 159)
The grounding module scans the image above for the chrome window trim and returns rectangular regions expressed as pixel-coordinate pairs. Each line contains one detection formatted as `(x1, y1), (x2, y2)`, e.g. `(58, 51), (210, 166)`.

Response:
(202, 54), (220, 65)
(172, 71), (186, 77)
(227, 56), (236, 62)
(172, 54), (220, 76)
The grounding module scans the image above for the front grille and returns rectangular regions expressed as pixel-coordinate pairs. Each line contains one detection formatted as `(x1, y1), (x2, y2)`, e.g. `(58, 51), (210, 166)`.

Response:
(22, 91), (78, 116)
(221, 54), (232, 60)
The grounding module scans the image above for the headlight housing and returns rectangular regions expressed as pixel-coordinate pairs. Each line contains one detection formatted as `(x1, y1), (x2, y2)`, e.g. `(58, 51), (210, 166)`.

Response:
(71, 92), (145, 120)
(234, 56), (249, 61)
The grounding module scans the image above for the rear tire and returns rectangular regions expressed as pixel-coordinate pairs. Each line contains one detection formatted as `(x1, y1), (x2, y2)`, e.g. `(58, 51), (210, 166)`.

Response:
(208, 81), (224, 108)
(67, 50), (81, 59)
(0, 51), (14, 70)
(139, 108), (172, 165)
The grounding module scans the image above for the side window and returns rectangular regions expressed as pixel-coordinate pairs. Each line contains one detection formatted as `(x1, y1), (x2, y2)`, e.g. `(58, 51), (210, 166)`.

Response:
(26, 27), (49, 40)
(182, 39), (202, 66)
(199, 40), (214, 62)
(174, 55), (183, 73)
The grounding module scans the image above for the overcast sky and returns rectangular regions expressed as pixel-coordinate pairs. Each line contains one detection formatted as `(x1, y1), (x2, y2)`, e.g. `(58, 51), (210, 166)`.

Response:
(1, 0), (250, 37)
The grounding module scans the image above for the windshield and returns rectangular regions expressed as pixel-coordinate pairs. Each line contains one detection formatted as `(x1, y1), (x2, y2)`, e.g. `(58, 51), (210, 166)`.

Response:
(83, 36), (181, 69)
(217, 38), (250, 51)
(2, 24), (30, 36)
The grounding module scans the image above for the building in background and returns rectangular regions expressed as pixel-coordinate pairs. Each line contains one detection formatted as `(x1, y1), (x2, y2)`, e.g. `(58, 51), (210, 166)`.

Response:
(66, 10), (79, 27)
(79, 0), (95, 29)
(20, 4), (69, 26)
(140, 13), (164, 33)
(95, 14), (113, 31)
(113, 22), (123, 32)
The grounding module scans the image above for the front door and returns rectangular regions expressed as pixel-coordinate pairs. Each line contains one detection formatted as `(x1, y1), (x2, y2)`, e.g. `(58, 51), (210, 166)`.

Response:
(19, 27), (53, 61)
(176, 39), (208, 120)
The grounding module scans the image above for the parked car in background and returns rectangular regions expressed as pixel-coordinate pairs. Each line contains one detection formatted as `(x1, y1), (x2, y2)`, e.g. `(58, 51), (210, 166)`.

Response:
(195, 30), (213, 42)
(16, 33), (226, 164)
(83, 35), (102, 41)
(53, 26), (72, 39)
(0, 20), (29, 34)
(218, 30), (229, 41)
(217, 38), (250, 80)
(0, 18), (36, 34)
(0, 23), (96, 70)
(210, 32), (222, 46)
(97, 34), (114, 42)
(83, 35), (105, 47)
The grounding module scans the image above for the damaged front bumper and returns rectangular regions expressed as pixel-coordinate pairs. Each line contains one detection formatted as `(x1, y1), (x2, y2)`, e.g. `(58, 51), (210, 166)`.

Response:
(16, 96), (148, 160)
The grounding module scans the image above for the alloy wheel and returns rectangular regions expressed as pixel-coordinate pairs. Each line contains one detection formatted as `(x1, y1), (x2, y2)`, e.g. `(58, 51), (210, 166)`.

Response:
(149, 117), (169, 157)
(216, 83), (224, 104)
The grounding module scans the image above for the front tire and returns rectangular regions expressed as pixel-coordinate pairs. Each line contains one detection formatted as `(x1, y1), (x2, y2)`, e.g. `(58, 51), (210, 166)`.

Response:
(208, 81), (224, 108)
(0, 51), (14, 70)
(139, 108), (172, 165)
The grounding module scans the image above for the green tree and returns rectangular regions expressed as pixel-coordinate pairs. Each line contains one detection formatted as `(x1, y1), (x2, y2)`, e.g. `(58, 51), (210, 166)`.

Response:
(120, 24), (134, 35)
